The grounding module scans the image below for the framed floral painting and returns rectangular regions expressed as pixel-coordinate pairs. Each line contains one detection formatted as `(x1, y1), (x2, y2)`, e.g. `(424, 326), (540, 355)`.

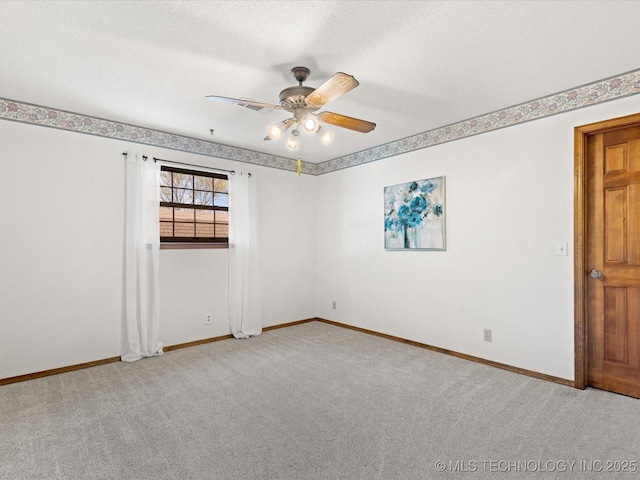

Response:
(384, 176), (446, 250)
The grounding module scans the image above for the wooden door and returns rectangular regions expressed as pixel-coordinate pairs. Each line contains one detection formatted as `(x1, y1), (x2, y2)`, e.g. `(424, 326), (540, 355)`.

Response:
(585, 122), (640, 398)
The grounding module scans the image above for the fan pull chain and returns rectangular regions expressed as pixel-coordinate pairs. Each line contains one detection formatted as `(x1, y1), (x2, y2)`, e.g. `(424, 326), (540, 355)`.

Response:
(297, 158), (301, 176)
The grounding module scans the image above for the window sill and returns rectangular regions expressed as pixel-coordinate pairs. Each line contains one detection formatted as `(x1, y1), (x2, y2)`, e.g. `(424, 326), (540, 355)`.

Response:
(160, 243), (229, 250)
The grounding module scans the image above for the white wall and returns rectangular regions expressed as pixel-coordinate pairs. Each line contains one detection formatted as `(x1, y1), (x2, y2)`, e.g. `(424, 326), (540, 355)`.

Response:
(159, 160), (317, 345)
(3, 93), (640, 382)
(0, 121), (316, 379)
(315, 94), (640, 381)
(0, 124), (123, 379)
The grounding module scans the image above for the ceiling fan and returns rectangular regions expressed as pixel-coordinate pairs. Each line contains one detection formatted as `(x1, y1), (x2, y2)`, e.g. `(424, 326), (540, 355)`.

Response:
(206, 66), (376, 151)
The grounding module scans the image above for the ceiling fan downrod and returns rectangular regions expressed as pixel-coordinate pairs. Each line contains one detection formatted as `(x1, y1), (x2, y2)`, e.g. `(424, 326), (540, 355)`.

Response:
(291, 66), (311, 86)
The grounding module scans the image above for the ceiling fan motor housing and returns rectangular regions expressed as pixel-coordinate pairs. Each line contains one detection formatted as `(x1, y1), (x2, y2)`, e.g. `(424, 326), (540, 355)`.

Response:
(280, 66), (321, 113)
(279, 85), (316, 111)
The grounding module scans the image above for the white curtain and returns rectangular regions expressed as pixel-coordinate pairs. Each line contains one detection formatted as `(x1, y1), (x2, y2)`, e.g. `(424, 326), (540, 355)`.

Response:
(228, 171), (262, 338)
(122, 153), (164, 362)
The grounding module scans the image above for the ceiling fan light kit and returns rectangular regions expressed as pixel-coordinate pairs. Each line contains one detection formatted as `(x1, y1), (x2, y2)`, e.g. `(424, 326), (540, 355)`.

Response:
(302, 116), (320, 134)
(285, 129), (300, 151)
(320, 130), (334, 146)
(207, 66), (376, 153)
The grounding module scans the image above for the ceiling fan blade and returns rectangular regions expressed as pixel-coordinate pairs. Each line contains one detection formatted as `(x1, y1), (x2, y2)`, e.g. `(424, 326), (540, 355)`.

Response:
(264, 118), (296, 141)
(305, 72), (359, 108)
(206, 95), (283, 111)
(317, 111), (376, 133)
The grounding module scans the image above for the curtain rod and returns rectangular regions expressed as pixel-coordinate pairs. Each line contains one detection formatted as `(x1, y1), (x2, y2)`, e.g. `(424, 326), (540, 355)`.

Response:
(121, 153), (240, 176)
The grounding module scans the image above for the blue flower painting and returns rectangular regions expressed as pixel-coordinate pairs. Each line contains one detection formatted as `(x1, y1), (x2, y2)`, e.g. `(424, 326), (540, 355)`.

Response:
(384, 176), (445, 249)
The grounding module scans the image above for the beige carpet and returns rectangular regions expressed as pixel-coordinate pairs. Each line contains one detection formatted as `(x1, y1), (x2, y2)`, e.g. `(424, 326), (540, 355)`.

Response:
(1, 321), (639, 479)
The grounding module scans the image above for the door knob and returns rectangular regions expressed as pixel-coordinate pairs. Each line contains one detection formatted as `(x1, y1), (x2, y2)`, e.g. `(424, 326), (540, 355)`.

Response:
(589, 269), (603, 279)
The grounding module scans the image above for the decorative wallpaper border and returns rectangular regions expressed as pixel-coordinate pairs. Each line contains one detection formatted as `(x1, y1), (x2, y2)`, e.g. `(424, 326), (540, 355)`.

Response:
(0, 99), (308, 174)
(315, 68), (640, 175)
(2, 68), (640, 176)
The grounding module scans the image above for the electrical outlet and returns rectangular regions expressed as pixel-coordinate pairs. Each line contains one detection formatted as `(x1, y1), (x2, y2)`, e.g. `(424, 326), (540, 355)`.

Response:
(483, 329), (492, 342)
(205, 313), (212, 325)
(332, 301), (337, 310)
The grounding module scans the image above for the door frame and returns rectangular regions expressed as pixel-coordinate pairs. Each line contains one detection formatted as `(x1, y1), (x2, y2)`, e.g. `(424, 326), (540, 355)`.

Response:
(574, 112), (640, 390)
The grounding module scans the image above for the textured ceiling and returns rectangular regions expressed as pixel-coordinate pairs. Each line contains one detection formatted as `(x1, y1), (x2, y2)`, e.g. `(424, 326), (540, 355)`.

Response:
(1, 0), (640, 164)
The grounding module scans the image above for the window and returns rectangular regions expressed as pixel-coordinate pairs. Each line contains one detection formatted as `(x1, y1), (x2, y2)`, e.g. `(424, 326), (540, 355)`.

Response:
(159, 166), (229, 245)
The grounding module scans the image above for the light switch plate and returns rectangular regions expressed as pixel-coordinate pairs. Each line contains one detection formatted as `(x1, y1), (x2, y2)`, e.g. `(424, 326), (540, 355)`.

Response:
(556, 242), (568, 256)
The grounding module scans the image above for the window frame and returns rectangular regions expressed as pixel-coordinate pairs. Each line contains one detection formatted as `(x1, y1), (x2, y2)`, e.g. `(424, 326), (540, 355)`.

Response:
(159, 166), (229, 248)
